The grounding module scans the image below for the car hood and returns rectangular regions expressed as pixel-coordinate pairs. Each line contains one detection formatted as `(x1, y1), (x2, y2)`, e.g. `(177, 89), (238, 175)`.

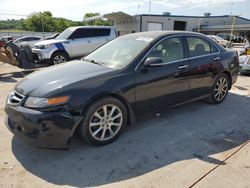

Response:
(34, 39), (68, 46)
(15, 60), (113, 97)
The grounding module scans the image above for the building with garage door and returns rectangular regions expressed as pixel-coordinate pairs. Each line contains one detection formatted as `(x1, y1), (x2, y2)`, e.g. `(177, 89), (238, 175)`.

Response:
(85, 11), (250, 37)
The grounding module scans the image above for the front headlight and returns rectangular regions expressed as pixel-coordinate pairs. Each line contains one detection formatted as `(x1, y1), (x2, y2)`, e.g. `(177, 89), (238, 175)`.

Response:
(39, 44), (52, 49)
(24, 96), (69, 108)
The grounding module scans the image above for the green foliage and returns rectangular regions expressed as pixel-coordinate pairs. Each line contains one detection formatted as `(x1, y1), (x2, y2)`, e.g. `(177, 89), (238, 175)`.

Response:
(0, 19), (24, 30)
(84, 12), (100, 19)
(22, 11), (80, 32)
(0, 12), (113, 32)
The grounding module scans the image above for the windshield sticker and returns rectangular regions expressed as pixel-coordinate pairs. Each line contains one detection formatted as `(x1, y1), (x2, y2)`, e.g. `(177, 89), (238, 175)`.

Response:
(136, 37), (153, 42)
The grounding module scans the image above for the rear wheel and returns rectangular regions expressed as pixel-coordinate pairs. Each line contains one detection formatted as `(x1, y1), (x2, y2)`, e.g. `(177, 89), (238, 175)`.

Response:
(50, 52), (69, 65)
(79, 97), (127, 145)
(208, 73), (230, 104)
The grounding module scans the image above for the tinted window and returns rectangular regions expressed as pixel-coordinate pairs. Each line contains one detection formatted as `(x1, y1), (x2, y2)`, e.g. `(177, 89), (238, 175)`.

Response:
(30, 37), (41, 41)
(93, 29), (110, 37)
(69, 28), (111, 39)
(70, 29), (92, 39)
(146, 37), (184, 63)
(187, 37), (218, 57)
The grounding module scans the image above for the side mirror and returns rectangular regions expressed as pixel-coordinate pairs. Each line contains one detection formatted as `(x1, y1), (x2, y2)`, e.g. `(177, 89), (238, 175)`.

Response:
(144, 57), (163, 67)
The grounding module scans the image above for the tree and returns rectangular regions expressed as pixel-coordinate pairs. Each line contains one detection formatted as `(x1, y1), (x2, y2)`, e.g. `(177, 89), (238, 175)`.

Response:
(23, 11), (54, 32)
(22, 11), (82, 32)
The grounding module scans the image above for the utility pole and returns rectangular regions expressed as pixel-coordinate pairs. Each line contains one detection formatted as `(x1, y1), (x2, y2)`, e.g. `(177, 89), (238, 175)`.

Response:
(138, 3), (141, 15)
(230, 16), (236, 43)
(41, 16), (45, 39)
(148, 0), (151, 22)
(198, 18), (202, 33)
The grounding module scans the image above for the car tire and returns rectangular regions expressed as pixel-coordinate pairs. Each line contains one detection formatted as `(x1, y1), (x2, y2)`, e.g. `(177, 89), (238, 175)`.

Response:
(208, 73), (230, 104)
(79, 97), (127, 146)
(50, 52), (69, 65)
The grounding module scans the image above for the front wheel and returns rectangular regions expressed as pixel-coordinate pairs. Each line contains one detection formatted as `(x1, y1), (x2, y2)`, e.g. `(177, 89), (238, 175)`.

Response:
(79, 97), (127, 145)
(50, 52), (69, 65)
(208, 73), (230, 104)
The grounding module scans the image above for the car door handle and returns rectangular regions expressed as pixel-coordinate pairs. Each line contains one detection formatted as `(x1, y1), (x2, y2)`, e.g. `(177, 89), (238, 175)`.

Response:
(213, 57), (220, 61)
(178, 65), (188, 70)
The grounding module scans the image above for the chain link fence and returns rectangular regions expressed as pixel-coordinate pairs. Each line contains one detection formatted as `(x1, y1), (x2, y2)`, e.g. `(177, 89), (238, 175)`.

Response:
(0, 31), (56, 39)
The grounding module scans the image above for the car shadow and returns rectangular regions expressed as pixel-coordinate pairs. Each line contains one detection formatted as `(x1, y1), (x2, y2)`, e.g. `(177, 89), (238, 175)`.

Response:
(0, 70), (34, 83)
(11, 93), (250, 187)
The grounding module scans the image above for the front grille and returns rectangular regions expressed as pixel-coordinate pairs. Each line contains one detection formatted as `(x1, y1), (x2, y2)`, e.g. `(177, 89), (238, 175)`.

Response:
(7, 91), (25, 105)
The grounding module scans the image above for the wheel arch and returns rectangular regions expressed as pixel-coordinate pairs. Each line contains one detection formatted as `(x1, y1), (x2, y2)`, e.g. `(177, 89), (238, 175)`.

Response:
(51, 50), (70, 60)
(211, 70), (232, 90)
(80, 92), (135, 126)
(221, 70), (232, 90)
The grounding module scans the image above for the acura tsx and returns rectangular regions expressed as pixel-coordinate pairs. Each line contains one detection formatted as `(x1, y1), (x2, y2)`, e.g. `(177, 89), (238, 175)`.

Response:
(5, 31), (239, 149)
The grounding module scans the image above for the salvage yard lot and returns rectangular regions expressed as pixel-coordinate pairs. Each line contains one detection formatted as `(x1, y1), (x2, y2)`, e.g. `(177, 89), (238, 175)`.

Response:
(0, 62), (250, 188)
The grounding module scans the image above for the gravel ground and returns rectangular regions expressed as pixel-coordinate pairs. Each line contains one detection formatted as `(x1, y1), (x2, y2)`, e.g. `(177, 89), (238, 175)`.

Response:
(0, 62), (249, 188)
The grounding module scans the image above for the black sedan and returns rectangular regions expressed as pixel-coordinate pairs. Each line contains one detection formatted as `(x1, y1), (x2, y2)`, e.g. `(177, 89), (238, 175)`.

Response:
(5, 31), (239, 149)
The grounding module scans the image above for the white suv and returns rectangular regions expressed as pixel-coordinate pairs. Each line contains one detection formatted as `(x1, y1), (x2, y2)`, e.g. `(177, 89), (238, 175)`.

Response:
(32, 26), (117, 65)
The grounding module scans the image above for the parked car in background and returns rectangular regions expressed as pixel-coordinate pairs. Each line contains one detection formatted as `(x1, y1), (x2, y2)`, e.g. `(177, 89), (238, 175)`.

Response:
(32, 26), (117, 65)
(216, 33), (235, 41)
(0, 38), (6, 48)
(14, 36), (43, 48)
(45, 33), (60, 40)
(207, 35), (232, 48)
(5, 31), (239, 149)
(233, 36), (244, 43)
(0, 36), (15, 47)
(239, 39), (250, 74)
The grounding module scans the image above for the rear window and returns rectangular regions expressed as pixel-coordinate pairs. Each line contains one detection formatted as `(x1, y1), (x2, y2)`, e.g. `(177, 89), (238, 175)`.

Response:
(187, 37), (218, 57)
(93, 29), (111, 37)
(70, 28), (111, 39)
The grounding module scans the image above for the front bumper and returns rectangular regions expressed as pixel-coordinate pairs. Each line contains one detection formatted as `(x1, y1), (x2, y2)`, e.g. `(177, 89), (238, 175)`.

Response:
(5, 104), (82, 149)
(32, 48), (53, 62)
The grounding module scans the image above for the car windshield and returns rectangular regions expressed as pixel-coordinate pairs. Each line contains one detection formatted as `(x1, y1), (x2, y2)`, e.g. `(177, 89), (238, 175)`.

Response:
(56, 28), (75, 40)
(84, 36), (152, 69)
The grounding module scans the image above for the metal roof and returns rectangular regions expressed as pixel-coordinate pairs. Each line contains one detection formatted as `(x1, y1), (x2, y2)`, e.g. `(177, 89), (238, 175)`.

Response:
(199, 24), (250, 31)
(104, 11), (135, 22)
(136, 14), (250, 21)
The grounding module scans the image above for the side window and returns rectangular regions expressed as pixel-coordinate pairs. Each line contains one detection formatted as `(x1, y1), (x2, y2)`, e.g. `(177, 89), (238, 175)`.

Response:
(146, 37), (184, 63)
(32, 37), (41, 41)
(93, 29), (111, 37)
(187, 37), (217, 57)
(69, 29), (93, 39)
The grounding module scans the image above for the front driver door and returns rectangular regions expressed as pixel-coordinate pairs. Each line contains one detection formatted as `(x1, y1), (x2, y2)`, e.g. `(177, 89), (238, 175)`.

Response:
(135, 36), (191, 115)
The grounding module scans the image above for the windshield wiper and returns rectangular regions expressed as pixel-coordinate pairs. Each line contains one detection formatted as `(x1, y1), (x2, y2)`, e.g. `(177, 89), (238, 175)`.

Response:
(83, 58), (103, 66)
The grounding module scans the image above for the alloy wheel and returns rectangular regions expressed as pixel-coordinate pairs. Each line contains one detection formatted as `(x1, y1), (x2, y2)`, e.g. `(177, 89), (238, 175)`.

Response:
(53, 55), (66, 64)
(89, 104), (123, 141)
(214, 77), (228, 101)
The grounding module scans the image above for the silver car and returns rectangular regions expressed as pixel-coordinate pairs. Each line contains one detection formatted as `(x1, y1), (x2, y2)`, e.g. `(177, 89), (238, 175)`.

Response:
(32, 26), (117, 65)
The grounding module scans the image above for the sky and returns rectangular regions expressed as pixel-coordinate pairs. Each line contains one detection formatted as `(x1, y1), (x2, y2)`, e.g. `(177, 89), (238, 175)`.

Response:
(0, 0), (249, 21)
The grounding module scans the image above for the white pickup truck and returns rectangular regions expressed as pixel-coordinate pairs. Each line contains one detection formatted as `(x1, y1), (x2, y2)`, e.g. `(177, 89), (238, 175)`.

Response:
(32, 26), (117, 65)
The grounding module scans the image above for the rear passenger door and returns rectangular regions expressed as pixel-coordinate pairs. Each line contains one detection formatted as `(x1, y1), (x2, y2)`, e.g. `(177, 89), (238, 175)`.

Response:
(90, 28), (112, 49)
(185, 36), (220, 98)
(68, 28), (93, 57)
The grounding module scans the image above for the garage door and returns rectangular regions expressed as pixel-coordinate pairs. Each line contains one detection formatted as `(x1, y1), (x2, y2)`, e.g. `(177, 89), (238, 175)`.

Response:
(147, 22), (163, 31)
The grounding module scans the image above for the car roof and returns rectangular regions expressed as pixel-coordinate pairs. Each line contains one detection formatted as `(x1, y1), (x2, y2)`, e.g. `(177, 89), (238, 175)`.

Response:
(68, 26), (116, 30)
(17, 36), (42, 39)
(119, 31), (207, 40)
